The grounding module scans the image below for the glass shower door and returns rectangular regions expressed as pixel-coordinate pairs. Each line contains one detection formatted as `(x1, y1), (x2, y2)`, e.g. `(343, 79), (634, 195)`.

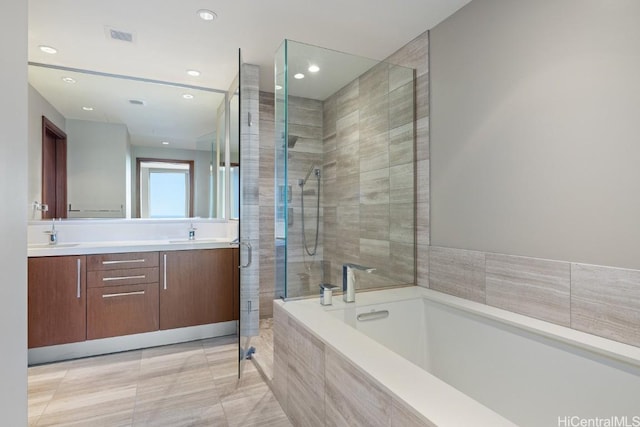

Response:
(237, 50), (260, 378)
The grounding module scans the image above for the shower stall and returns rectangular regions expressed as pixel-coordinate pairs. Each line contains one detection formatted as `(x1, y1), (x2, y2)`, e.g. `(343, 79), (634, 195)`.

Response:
(275, 40), (417, 299)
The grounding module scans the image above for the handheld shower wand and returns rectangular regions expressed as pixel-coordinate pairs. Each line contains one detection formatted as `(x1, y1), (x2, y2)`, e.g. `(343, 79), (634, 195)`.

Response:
(299, 164), (321, 256)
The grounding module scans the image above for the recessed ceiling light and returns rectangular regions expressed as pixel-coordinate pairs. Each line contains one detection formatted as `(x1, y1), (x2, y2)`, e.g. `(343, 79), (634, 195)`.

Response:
(294, 73), (305, 80)
(275, 84), (283, 90)
(162, 141), (170, 145)
(39, 45), (57, 54)
(197, 9), (217, 21)
(308, 65), (320, 73)
(187, 69), (201, 77)
(182, 94), (194, 99)
(82, 106), (94, 111)
(61, 77), (76, 84)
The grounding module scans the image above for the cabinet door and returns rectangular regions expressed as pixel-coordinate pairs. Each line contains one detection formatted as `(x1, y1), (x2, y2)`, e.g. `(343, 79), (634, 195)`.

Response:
(160, 249), (234, 330)
(28, 256), (86, 348)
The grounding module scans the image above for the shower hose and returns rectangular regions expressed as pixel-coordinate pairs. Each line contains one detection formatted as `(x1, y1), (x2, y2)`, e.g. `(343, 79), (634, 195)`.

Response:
(301, 172), (320, 256)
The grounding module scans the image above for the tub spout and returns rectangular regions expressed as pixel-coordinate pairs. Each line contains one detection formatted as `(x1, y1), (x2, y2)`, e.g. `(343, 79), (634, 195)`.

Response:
(342, 263), (375, 303)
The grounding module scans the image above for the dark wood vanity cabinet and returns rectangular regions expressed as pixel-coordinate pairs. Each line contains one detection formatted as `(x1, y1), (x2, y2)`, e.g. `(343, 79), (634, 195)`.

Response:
(28, 248), (238, 348)
(28, 255), (87, 348)
(159, 248), (236, 330)
(86, 252), (160, 339)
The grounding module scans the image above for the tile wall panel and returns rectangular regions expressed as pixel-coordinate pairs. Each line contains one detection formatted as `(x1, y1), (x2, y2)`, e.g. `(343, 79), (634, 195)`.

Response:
(428, 246), (640, 349)
(571, 263), (640, 347)
(429, 246), (486, 303)
(325, 347), (392, 427)
(286, 318), (326, 426)
(486, 254), (571, 326)
(273, 307), (434, 426)
(272, 303), (289, 410)
(391, 399), (437, 427)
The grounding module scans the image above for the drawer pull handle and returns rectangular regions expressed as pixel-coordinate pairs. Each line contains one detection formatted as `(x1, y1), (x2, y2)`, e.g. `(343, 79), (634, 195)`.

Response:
(102, 290), (145, 298)
(102, 259), (146, 265)
(76, 258), (81, 299)
(357, 310), (389, 322)
(102, 275), (146, 282)
(163, 254), (167, 290)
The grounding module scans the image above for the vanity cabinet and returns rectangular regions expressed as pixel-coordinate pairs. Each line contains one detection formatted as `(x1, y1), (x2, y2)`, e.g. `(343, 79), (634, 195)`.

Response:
(28, 255), (86, 348)
(86, 252), (160, 339)
(159, 248), (236, 330)
(28, 247), (238, 350)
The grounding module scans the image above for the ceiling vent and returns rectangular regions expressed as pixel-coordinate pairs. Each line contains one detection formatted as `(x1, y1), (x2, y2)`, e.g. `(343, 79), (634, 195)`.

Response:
(105, 26), (135, 43)
(129, 99), (146, 106)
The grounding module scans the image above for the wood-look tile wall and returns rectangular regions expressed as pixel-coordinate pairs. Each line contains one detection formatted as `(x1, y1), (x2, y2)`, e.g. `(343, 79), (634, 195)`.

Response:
(428, 245), (640, 348)
(321, 32), (426, 290)
(387, 31), (430, 288)
(259, 32), (429, 310)
(258, 92), (276, 318)
(273, 303), (435, 427)
(258, 92), (326, 314)
(239, 64), (261, 334)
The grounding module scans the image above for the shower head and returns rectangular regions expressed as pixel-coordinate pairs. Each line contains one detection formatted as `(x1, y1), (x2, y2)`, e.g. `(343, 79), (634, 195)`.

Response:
(287, 135), (298, 148)
(298, 164), (321, 187)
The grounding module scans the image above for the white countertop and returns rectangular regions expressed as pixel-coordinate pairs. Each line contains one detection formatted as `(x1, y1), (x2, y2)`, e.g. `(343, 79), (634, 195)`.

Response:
(28, 238), (238, 257)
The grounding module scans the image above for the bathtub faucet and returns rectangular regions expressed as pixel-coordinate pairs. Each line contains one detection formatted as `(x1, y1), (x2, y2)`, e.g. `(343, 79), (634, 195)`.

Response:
(342, 263), (375, 303)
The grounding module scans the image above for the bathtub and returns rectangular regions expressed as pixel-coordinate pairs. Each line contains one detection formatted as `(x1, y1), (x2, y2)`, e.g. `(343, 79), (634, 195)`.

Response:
(274, 286), (640, 426)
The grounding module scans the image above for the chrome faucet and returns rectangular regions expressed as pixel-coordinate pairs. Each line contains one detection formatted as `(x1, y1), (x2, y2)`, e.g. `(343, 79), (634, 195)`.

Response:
(188, 223), (197, 240)
(342, 263), (375, 303)
(45, 218), (58, 245)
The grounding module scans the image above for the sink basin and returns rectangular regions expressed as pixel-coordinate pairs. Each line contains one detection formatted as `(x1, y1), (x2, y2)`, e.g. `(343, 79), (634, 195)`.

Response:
(168, 238), (230, 244)
(29, 243), (79, 249)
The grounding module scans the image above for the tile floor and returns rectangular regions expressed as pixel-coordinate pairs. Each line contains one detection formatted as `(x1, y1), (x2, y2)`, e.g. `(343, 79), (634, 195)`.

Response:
(28, 335), (291, 426)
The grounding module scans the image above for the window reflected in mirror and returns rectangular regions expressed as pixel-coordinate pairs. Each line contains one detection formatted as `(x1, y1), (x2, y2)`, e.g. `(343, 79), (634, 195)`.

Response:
(137, 159), (194, 218)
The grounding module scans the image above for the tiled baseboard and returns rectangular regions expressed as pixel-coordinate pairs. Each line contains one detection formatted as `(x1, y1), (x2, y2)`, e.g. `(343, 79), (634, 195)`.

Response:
(425, 246), (640, 348)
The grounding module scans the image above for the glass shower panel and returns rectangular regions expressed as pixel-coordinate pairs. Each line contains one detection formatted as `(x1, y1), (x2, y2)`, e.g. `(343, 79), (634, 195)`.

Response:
(275, 40), (416, 300)
(274, 40), (288, 299)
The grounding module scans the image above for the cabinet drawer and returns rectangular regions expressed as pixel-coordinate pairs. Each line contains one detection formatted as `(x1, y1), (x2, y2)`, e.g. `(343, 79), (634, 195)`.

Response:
(88, 267), (158, 288)
(87, 283), (159, 340)
(87, 252), (159, 271)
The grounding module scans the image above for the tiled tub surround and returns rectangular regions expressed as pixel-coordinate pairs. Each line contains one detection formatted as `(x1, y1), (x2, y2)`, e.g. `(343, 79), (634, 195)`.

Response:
(428, 246), (640, 349)
(320, 56), (416, 292)
(274, 287), (640, 427)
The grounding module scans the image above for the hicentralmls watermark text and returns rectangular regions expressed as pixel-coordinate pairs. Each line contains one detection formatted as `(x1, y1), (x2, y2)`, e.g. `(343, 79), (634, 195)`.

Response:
(558, 416), (640, 427)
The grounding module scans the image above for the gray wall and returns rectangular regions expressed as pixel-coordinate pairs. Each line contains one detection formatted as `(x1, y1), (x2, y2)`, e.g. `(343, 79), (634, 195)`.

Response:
(67, 119), (129, 216)
(431, 0), (640, 270)
(0, 0), (28, 423)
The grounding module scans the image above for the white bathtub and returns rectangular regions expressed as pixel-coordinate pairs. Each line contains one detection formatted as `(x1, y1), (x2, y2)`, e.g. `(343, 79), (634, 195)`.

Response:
(277, 286), (640, 426)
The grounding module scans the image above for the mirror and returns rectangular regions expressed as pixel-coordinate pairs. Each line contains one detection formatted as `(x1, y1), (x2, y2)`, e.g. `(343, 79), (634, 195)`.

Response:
(27, 64), (238, 219)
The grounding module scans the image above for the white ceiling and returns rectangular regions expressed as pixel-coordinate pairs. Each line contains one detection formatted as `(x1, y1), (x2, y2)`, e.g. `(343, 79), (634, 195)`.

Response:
(27, 0), (471, 149)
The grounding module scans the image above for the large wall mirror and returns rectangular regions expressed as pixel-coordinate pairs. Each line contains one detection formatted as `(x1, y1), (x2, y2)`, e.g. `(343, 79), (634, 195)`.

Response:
(27, 0), (240, 221)
(28, 65), (239, 220)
